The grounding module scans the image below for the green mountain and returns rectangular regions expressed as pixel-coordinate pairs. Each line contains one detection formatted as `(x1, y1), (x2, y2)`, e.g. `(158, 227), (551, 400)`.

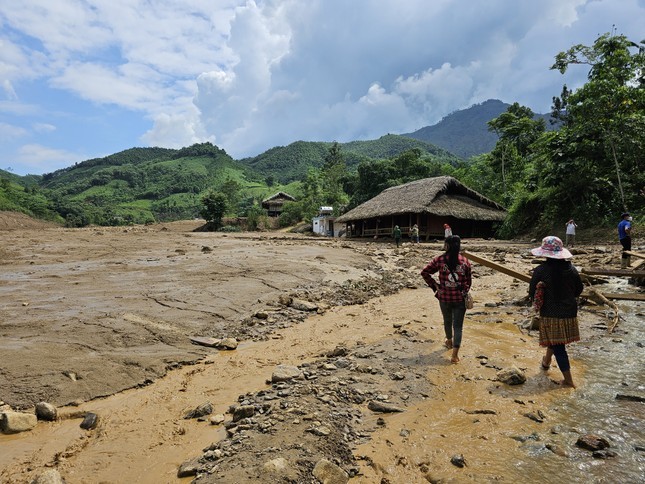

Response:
(403, 99), (555, 158)
(403, 99), (509, 158)
(37, 143), (271, 226)
(239, 134), (460, 183)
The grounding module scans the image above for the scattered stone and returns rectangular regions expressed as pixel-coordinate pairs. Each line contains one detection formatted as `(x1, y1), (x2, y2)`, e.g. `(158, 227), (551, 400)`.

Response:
(263, 457), (291, 475)
(62, 371), (77, 382)
(523, 412), (544, 423)
(35, 402), (58, 421)
(209, 414), (226, 425)
(327, 345), (349, 357)
(254, 310), (269, 319)
(217, 338), (239, 350)
(592, 449), (617, 459)
(289, 299), (318, 311)
(271, 365), (302, 382)
(30, 469), (65, 484)
(0, 411), (38, 434)
(450, 454), (466, 467)
(576, 434), (610, 451)
(307, 425), (331, 436)
(545, 443), (568, 457)
(80, 412), (99, 430)
(367, 400), (404, 413)
(177, 457), (201, 478)
(615, 393), (645, 403)
(233, 405), (255, 422)
(184, 402), (213, 419)
(496, 367), (526, 385)
(312, 458), (349, 484)
(464, 409), (497, 415)
(189, 336), (221, 348)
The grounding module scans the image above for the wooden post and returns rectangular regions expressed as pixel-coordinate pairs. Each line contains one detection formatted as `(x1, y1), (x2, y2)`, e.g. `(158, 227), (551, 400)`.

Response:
(462, 250), (532, 283)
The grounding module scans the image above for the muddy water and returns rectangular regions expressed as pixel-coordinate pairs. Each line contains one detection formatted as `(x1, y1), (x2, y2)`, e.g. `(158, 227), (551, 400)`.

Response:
(510, 294), (644, 483)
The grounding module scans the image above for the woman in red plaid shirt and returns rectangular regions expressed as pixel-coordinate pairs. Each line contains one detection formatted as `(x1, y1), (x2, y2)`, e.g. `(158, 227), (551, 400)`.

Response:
(420, 235), (472, 363)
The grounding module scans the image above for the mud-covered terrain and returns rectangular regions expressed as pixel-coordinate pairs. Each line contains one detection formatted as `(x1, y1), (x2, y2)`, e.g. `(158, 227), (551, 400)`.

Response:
(1, 213), (643, 483)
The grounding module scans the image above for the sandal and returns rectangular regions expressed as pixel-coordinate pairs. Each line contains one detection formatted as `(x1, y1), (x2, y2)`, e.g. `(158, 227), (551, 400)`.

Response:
(541, 356), (551, 370)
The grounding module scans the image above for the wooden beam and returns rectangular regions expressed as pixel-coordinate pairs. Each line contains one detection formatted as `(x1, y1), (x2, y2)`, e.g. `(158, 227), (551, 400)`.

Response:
(625, 250), (645, 260)
(462, 250), (532, 283)
(581, 268), (645, 278)
(631, 259), (645, 270)
(591, 292), (645, 302)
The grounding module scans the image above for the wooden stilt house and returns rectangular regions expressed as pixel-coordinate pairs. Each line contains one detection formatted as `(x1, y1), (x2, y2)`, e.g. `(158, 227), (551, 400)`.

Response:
(336, 176), (506, 239)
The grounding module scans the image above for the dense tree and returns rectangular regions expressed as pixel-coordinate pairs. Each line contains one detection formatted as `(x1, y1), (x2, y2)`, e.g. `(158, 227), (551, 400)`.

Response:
(550, 32), (645, 214)
(200, 191), (228, 229)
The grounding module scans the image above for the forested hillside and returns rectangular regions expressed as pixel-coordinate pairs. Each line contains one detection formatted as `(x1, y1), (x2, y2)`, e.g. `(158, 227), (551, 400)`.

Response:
(239, 135), (460, 183)
(404, 99), (555, 159)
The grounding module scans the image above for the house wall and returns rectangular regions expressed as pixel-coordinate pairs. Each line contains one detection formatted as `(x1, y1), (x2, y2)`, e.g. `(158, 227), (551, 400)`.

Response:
(313, 216), (340, 236)
(346, 214), (498, 239)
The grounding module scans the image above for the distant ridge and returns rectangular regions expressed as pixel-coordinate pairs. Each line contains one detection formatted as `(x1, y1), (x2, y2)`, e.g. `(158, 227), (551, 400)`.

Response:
(403, 99), (509, 158)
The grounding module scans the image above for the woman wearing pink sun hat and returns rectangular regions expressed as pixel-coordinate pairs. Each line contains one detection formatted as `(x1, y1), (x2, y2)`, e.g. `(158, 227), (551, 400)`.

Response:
(528, 236), (583, 388)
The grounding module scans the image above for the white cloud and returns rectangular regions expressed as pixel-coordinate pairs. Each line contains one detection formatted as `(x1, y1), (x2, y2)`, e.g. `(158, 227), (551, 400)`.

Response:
(1, 0), (644, 174)
(33, 122), (56, 132)
(15, 143), (85, 173)
(0, 122), (28, 140)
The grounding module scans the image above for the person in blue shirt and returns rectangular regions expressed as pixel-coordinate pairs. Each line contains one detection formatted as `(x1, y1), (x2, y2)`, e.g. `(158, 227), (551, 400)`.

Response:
(618, 212), (633, 269)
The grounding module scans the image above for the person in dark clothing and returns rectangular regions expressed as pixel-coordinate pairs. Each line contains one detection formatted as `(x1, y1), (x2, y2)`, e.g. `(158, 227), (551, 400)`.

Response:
(393, 225), (402, 247)
(420, 235), (472, 363)
(618, 212), (633, 268)
(528, 236), (583, 388)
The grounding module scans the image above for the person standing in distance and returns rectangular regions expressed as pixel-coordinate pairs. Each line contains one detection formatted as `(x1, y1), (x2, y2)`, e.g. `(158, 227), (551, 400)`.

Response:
(529, 236), (583, 388)
(565, 219), (577, 247)
(618, 212), (633, 269)
(393, 225), (402, 248)
(420, 235), (472, 364)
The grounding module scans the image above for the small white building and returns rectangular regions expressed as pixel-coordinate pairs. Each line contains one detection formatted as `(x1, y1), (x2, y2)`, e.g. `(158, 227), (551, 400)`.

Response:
(312, 206), (341, 237)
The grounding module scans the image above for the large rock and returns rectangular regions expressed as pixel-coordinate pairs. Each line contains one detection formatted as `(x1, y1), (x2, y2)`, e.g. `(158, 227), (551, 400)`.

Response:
(232, 405), (255, 422)
(0, 411), (38, 434)
(576, 434), (610, 451)
(262, 457), (298, 481)
(184, 402), (213, 419)
(496, 367), (526, 385)
(367, 400), (405, 413)
(290, 299), (318, 311)
(30, 469), (65, 484)
(35, 402), (58, 421)
(271, 365), (302, 382)
(312, 458), (349, 484)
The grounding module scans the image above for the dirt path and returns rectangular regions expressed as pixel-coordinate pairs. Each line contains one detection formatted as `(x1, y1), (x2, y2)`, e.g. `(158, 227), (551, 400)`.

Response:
(0, 218), (635, 483)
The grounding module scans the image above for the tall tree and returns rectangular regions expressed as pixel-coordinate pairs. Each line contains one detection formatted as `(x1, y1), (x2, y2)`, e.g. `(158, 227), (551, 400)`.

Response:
(321, 142), (349, 211)
(551, 32), (645, 213)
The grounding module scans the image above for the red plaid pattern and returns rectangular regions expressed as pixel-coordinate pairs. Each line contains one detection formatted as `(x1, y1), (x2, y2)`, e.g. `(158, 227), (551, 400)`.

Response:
(421, 254), (472, 303)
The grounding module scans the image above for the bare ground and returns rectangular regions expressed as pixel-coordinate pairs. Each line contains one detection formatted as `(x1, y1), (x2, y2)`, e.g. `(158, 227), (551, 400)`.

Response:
(0, 212), (639, 483)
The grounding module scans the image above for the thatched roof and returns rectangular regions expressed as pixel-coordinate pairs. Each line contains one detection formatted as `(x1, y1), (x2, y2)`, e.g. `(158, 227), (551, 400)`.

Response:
(336, 176), (506, 222)
(262, 191), (296, 207)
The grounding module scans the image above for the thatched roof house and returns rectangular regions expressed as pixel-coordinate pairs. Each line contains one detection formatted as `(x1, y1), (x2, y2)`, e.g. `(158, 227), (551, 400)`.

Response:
(262, 191), (296, 217)
(336, 176), (506, 239)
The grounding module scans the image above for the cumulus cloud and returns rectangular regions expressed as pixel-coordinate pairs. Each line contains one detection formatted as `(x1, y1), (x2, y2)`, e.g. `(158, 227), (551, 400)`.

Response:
(15, 143), (85, 173)
(1, 0), (644, 174)
(0, 122), (28, 140)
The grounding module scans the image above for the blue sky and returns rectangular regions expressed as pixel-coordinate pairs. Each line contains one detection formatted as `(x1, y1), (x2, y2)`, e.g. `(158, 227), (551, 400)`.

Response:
(1, 0), (643, 175)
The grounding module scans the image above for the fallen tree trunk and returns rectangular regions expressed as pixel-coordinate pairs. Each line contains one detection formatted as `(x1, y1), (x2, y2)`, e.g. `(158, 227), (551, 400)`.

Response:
(462, 251), (532, 283)
(581, 268), (645, 278)
(584, 287), (621, 333)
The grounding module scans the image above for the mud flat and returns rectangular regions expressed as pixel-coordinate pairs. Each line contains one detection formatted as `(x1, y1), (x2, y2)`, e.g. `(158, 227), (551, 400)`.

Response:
(1, 219), (643, 483)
